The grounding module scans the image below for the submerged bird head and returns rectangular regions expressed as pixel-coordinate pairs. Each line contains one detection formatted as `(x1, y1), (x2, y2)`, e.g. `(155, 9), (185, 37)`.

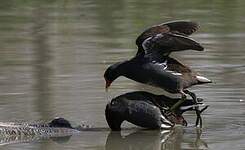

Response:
(105, 99), (127, 131)
(104, 62), (125, 90)
(48, 117), (73, 128)
(105, 95), (175, 131)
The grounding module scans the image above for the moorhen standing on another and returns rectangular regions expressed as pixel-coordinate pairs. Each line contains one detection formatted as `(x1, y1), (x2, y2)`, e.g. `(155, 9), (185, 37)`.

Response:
(104, 56), (211, 126)
(104, 21), (211, 127)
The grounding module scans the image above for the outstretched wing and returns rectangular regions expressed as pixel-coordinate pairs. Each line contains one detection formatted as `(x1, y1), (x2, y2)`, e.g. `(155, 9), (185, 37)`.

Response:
(136, 21), (200, 55)
(162, 20), (199, 36)
(142, 33), (203, 57)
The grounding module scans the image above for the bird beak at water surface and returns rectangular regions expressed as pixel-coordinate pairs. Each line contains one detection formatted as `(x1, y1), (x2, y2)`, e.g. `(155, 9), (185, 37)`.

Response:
(105, 79), (112, 92)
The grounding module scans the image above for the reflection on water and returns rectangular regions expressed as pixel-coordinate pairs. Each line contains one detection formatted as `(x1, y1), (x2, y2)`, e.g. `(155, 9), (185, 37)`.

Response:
(106, 127), (207, 150)
(106, 130), (167, 150)
(0, 0), (245, 149)
(0, 134), (72, 146)
(32, 3), (53, 120)
(0, 126), (207, 150)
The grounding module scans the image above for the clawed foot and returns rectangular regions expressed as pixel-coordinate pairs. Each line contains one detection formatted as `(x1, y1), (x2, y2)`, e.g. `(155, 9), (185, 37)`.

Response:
(181, 90), (209, 128)
(195, 105), (209, 128)
(158, 90), (209, 128)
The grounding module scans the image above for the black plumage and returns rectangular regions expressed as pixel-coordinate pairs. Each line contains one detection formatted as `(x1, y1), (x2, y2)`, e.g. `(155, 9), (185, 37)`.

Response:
(104, 56), (211, 94)
(135, 20), (203, 56)
(104, 20), (211, 127)
(105, 91), (205, 131)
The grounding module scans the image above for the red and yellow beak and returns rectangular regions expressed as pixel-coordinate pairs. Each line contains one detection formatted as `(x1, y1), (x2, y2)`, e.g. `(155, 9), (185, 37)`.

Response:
(105, 80), (112, 92)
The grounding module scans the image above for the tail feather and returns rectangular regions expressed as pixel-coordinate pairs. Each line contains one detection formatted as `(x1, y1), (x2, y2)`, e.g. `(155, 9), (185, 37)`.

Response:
(196, 75), (212, 84)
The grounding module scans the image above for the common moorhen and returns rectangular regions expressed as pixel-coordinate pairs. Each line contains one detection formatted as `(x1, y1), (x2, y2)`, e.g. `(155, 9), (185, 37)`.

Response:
(105, 91), (207, 131)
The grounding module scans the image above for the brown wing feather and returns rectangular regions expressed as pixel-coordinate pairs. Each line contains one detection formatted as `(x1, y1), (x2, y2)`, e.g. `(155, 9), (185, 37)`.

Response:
(163, 20), (199, 36)
(166, 57), (193, 73)
(136, 20), (199, 51)
(166, 57), (200, 88)
(142, 33), (203, 56)
(136, 25), (170, 48)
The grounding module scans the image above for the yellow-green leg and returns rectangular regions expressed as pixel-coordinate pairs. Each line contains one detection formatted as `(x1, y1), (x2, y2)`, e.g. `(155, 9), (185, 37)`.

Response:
(170, 91), (187, 111)
(183, 90), (202, 127)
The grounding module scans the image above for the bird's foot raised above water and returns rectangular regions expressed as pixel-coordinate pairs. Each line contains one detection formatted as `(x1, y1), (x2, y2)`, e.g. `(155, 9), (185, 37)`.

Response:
(182, 90), (206, 128)
(195, 105), (209, 128)
(162, 98), (209, 128)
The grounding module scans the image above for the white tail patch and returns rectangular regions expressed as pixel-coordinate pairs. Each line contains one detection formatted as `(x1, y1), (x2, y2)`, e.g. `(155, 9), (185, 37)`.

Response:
(196, 75), (211, 83)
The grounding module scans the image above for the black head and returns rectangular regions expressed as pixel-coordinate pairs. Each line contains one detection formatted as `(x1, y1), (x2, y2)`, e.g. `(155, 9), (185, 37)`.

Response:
(48, 117), (73, 128)
(104, 62), (125, 89)
(105, 99), (127, 131)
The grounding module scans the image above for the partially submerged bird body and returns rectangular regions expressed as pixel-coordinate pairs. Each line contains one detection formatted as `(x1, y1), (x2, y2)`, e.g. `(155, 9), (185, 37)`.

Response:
(105, 91), (205, 131)
(0, 118), (79, 138)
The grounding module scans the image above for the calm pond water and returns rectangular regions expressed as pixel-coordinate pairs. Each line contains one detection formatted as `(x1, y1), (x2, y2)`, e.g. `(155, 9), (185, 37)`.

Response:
(0, 0), (245, 149)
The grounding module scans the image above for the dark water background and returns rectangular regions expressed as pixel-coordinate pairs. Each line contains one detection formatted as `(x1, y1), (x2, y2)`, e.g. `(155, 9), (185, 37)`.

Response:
(0, 0), (245, 149)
